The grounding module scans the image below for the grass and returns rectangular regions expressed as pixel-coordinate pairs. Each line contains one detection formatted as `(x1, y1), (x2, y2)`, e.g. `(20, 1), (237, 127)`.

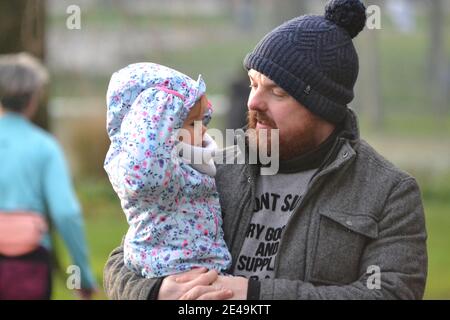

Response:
(416, 171), (450, 299)
(51, 10), (450, 124)
(49, 38), (256, 99)
(49, 72), (110, 98)
(146, 38), (255, 96)
(423, 200), (450, 299)
(359, 113), (450, 138)
(51, 177), (127, 300)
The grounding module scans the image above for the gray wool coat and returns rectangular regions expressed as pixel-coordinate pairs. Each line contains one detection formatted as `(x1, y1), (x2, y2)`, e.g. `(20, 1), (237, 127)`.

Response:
(103, 109), (427, 300)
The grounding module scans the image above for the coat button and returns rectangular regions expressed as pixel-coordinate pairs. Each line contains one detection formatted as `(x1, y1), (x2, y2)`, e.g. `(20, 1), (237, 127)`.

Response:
(343, 151), (349, 159)
(346, 220), (353, 226)
(247, 177), (251, 183)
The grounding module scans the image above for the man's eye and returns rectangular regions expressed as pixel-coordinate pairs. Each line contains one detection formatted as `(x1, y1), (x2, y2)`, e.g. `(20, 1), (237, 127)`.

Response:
(273, 89), (286, 97)
(249, 83), (258, 89)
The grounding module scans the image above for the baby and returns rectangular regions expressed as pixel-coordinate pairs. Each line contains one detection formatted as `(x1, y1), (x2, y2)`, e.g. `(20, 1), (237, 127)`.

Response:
(104, 63), (231, 278)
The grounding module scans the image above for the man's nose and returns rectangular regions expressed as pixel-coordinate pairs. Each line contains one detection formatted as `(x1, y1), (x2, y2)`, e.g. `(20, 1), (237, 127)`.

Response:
(247, 90), (267, 112)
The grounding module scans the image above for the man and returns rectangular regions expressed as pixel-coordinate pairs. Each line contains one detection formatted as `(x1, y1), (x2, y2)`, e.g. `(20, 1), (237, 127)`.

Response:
(103, 0), (427, 300)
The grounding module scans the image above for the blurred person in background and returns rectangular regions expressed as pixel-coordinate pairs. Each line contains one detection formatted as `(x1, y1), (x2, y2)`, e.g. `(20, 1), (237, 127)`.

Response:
(0, 52), (96, 300)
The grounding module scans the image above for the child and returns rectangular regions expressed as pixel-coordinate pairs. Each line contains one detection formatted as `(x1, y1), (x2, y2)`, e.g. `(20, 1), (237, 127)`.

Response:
(104, 63), (232, 278)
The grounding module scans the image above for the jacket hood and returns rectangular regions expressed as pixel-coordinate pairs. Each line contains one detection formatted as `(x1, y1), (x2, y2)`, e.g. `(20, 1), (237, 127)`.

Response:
(106, 62), (211, 140)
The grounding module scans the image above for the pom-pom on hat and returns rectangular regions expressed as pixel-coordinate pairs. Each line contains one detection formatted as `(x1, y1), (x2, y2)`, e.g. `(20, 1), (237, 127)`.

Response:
(244, 0), (367, 124)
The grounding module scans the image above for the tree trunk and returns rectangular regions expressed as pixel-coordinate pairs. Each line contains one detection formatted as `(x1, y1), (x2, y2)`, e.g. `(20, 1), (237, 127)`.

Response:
(0, 0), (48, 130)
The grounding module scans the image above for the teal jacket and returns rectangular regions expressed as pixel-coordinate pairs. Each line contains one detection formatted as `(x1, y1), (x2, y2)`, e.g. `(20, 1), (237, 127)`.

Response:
(0, 112), (96, 289)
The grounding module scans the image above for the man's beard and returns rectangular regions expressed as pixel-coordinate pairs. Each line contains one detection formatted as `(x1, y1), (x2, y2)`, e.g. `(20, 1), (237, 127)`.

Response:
(247, 110), (318, 161)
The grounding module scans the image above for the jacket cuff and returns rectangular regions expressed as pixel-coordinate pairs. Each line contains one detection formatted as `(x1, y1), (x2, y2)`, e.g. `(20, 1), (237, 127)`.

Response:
(246, 279), (261, 300)
(147, 277), (164, 300)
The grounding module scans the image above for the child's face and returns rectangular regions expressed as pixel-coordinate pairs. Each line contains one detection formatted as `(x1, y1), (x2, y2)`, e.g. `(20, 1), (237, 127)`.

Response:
(180, 95), (208, 147)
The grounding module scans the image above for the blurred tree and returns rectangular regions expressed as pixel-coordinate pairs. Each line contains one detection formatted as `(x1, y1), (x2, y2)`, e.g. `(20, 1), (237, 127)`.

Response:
(0, 0), (48, 130)
(428, 0), (447, 115)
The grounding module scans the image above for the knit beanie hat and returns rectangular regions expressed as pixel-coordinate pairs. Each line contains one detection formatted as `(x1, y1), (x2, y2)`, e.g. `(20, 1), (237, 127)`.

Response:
(244, 0), (367, 124)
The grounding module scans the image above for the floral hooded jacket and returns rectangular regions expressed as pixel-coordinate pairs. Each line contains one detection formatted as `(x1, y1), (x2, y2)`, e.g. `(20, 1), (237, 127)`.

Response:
(104, 63), (231, 278)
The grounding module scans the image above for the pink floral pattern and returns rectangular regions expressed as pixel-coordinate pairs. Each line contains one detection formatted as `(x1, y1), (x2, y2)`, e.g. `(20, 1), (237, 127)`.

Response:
(104, 63), (231, 278)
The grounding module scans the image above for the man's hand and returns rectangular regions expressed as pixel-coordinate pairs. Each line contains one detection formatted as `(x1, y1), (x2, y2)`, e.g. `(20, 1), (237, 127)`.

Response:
(158, 267), (233, 300)
(213, 275), (248, 300)
(180, 275), (248, 300)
